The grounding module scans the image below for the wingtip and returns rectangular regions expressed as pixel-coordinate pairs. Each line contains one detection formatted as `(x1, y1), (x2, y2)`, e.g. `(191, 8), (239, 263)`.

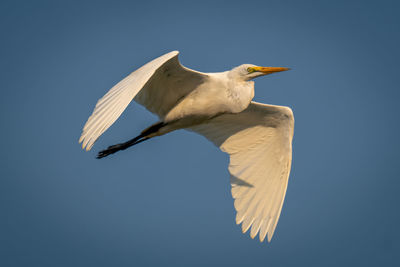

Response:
(79, 139), (85, 149)
(259, 233), (266, 242)
(78, 137), (92, 151)
(235, 211), (245, 225)
(250, 231), (257, 239)
(267, 234), (273, 243)
(241, 224), (249, 234)
(86, 142), (93, 151)
(259, 231), (273, 243)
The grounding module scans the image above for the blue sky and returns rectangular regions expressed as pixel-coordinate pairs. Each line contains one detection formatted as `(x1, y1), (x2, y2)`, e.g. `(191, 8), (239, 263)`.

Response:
(1, 0), (399, 266)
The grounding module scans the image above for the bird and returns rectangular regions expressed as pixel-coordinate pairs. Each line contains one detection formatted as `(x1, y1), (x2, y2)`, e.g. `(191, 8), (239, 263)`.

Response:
(79, 51), (294, 242)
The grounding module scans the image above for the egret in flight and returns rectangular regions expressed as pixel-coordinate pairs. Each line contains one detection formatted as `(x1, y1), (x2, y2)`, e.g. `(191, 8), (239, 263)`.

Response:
(79, 51), (294, 242)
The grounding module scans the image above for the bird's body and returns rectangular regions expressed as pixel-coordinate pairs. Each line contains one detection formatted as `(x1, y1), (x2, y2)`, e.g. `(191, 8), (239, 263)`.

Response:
(162, 71), (254, 123)
(79, 51), (294, 242)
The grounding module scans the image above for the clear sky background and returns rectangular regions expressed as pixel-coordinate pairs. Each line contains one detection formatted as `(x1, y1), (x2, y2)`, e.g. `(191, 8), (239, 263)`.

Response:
(1, 0), (399, 266)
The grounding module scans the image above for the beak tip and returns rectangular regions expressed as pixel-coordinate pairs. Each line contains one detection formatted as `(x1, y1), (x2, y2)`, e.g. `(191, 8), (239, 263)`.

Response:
(257, 66), (291, 74)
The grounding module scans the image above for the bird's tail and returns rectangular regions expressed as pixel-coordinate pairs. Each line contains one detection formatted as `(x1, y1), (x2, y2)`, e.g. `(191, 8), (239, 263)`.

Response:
(97, 122), (166, 159)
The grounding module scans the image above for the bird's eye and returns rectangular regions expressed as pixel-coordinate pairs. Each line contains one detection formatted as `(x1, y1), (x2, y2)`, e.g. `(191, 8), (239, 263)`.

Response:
(247, 67), (254, 73)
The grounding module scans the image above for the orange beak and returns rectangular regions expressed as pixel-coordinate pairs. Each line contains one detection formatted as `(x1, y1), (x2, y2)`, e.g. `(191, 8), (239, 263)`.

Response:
(253, 66), (290, 75)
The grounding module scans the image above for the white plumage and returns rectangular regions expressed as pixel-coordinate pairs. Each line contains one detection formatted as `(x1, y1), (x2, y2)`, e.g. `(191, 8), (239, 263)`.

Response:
(79, 51), (294, 242)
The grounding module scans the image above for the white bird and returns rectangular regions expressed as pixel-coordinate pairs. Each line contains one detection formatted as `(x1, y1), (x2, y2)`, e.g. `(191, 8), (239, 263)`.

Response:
(79, 51), (294, 242)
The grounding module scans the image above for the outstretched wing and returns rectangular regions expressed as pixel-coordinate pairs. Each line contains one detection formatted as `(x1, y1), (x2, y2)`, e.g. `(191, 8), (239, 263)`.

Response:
(79, 51), (207, 150)
(190, 102), (294, 242)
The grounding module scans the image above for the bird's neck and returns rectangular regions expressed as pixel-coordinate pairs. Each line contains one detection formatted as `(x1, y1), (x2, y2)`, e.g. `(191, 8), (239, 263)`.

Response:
(226, 79), (255, 113)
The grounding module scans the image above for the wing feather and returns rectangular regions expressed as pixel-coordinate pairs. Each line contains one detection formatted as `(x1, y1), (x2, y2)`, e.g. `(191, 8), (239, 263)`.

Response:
(190, 101), (294, 242)
(79, 51), (207, 150)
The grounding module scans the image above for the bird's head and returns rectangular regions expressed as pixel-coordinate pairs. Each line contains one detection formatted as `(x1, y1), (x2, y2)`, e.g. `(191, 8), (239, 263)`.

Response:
(231, 64), (290, 81)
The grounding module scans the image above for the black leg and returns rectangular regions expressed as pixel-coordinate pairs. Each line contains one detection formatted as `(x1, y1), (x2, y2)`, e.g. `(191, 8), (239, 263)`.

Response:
(96, 121), (166, 159)
(97, 135), (148, 159)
